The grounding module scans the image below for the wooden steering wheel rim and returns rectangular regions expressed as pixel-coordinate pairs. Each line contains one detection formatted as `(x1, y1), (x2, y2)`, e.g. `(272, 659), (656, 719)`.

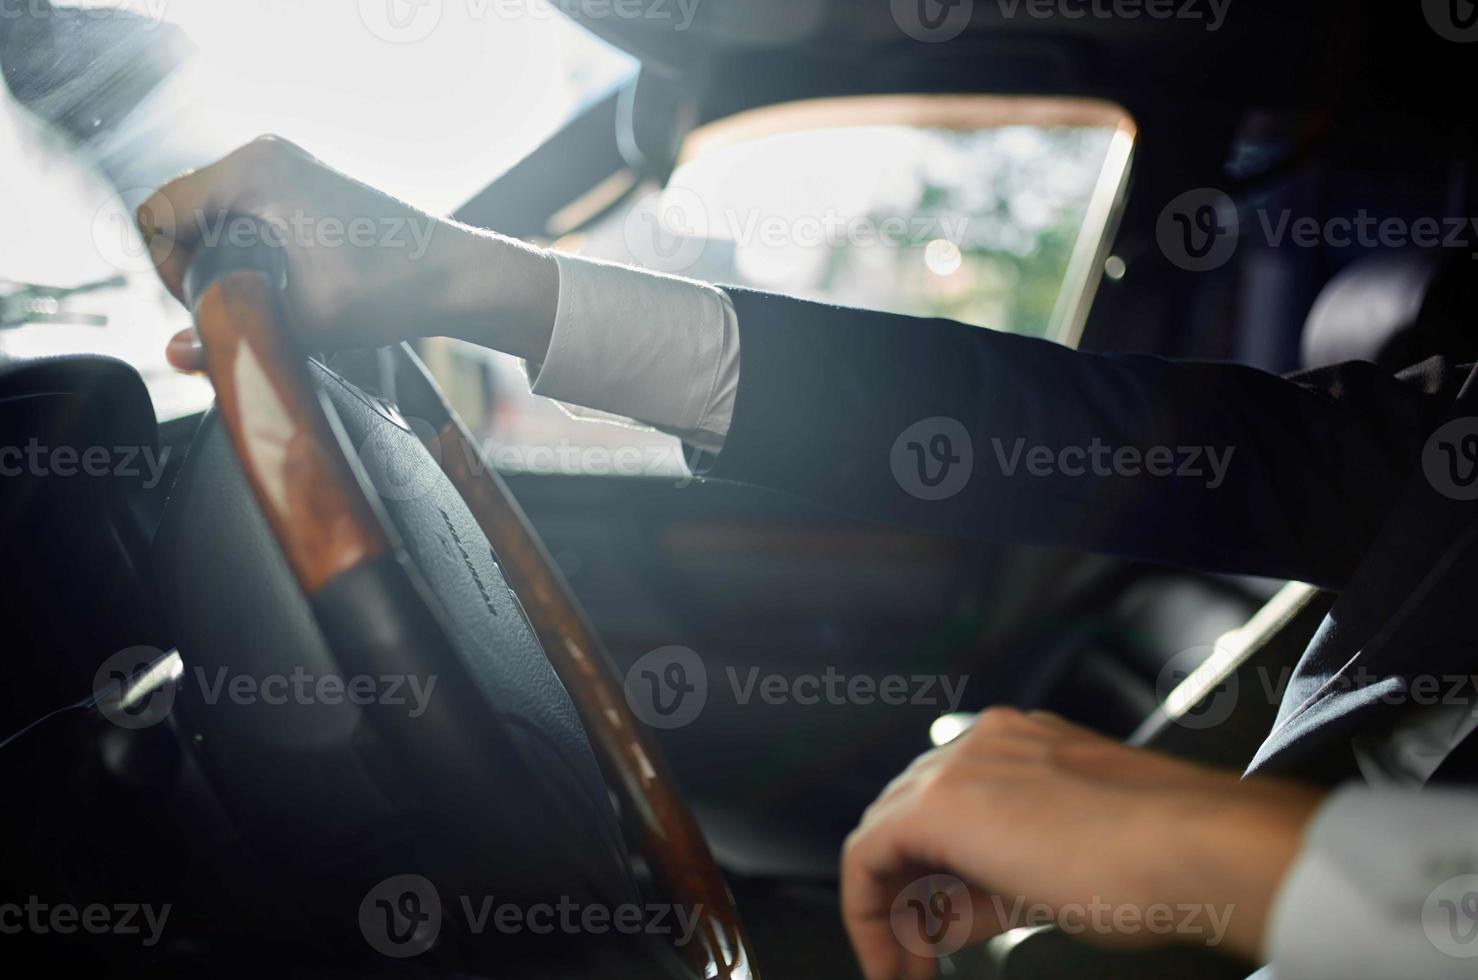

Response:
(188, 262), (757, 980)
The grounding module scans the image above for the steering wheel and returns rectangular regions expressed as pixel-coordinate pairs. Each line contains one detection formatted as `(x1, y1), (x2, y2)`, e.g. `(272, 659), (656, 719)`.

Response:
(154, 231), (757, 978)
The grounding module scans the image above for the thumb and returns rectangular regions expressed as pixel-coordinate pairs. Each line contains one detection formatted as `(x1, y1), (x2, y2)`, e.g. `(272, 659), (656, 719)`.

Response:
(165, 328), (205, 374)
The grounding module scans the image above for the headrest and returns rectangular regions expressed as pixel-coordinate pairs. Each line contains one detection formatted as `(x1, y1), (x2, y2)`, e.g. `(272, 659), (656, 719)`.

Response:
(1301, 252), (1478, 370)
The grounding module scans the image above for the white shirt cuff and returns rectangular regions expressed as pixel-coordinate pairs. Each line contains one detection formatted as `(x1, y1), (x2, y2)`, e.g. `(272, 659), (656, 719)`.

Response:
(1265, 784), (1478, 978)
(526, 252), (739, 455)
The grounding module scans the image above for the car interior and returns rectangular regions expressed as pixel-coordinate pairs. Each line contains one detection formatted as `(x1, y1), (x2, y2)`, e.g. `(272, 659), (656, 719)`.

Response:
(0, 1), (1472, 977)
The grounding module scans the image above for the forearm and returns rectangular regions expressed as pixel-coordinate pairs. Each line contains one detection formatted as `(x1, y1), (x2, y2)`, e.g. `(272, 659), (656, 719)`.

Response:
(1160, 775), (1327, 961)
(698, 287), (1450, 587)
(433, 225), (559, 364)
(427, 241), (1449, 587)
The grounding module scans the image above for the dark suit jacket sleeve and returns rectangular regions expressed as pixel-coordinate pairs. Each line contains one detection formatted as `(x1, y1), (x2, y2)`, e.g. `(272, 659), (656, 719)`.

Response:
(690, 287), (1468, 590)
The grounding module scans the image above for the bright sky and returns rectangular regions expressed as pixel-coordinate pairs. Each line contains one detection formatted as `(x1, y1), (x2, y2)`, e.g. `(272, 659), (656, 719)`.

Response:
(138, 0), (635, 213)
(0, 0), (633, 415)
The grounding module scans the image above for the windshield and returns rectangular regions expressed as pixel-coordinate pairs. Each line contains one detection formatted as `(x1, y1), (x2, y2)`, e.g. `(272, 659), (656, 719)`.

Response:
(0, 0), (634, 418)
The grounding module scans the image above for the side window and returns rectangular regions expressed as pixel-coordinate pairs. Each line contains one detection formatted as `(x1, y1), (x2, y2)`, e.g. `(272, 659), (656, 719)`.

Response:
(451, 94), (1134, 476)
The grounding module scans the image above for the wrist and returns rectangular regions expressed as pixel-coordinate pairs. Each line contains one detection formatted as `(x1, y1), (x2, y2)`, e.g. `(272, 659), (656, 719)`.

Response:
(1165, 778), (1326, 961)
(436, 224), (558, 363)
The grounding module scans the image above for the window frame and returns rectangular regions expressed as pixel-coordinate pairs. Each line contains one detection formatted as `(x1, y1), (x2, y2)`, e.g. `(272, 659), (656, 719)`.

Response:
(673, 93), (1137, 347)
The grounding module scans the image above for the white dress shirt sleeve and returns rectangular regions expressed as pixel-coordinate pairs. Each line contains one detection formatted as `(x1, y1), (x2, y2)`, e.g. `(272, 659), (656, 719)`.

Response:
(524, 252), (740, 456)
(1265, 784), (1478, 978)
